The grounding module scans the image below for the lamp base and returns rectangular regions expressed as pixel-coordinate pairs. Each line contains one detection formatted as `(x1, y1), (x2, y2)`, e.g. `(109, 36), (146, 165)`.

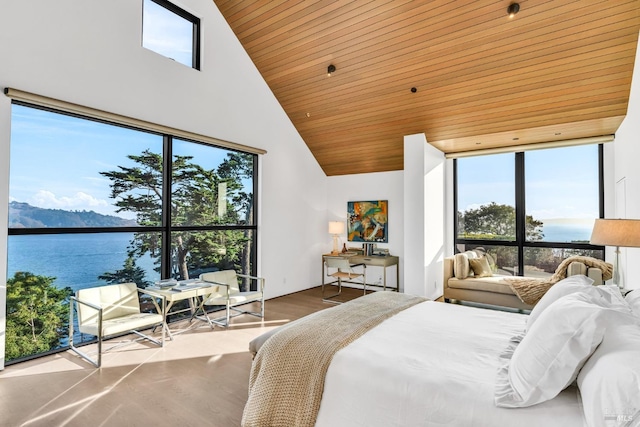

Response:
(331, 234), (339, 255)
(612, 246), (623, 289)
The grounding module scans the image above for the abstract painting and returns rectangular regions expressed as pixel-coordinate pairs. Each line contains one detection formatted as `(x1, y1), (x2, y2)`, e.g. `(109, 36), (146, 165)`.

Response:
(347, 200), (388, 243)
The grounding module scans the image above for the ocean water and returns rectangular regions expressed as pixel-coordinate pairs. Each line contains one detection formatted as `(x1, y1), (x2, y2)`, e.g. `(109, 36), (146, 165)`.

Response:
(541, 223), (593, 243)
(7, 233), (160, 292)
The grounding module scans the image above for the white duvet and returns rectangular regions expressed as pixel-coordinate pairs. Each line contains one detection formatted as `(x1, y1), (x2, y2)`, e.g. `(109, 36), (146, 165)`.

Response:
(315, 301), (585, 427)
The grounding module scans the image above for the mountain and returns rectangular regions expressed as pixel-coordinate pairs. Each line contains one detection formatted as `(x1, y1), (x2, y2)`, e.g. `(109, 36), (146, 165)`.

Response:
(8, 201), (138, 228)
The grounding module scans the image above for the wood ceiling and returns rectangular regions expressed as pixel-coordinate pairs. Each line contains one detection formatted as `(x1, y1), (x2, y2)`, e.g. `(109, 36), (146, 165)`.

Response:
(214, 0), (640, 176)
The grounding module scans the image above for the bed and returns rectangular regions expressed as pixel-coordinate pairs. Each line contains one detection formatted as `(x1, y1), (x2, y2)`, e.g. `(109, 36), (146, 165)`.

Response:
(243, 278), (640, 427)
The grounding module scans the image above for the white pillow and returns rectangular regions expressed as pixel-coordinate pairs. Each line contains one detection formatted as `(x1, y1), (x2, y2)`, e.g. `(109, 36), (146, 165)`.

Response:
(495, 292), (619, 408)
(577, 315), (640, 426)
(625, 290), (640, 318)
(527, 276), (629, 331)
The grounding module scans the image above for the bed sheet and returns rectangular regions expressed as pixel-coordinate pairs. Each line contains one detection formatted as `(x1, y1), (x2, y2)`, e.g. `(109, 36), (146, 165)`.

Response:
(315, 301), (585, 427)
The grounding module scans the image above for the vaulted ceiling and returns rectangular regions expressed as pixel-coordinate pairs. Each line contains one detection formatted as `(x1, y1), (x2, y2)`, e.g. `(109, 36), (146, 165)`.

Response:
(214, 0), (640, 176)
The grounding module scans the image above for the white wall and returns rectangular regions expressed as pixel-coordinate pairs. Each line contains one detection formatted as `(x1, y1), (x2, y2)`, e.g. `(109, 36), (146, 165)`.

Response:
(403, 134), (446, 299)
(609, 35), (640, 291)
(0, 94), (10, 368)
(326, 171), (403, 289)
(0, 0), (328, 368)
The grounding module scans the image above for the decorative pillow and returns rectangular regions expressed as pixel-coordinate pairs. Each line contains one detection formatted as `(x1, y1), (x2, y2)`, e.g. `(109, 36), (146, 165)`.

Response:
(495, 292), (619, 408)
(577, 315), (640, 426)
(526, 275), (625, 331)
(469, 257), (493, 278)
(453, 251), (478, 279)
(453, 253), (470, 279)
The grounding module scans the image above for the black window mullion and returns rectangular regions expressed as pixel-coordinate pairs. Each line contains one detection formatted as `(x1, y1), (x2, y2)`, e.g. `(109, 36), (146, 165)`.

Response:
(515, 152), (525, 276)
(192, 21), (201, 70)
(251, 154), (259, 277)
(161, 135), (173, 279)
(598, 144), (604, 218)
(453, 159), (459, 254)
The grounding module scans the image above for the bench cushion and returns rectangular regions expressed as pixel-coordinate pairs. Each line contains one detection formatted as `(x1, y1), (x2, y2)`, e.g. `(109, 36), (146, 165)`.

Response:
(447, 275), (515, 296)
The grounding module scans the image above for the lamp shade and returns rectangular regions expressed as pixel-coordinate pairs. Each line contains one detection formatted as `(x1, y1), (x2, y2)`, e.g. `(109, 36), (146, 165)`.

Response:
(590, 219), (640, 247)
(328, 221), (345, 235)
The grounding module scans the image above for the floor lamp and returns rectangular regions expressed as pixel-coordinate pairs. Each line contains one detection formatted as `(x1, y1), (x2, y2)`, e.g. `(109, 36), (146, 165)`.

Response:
(328, 221), (345, 255)
(590, 218), (640, 289)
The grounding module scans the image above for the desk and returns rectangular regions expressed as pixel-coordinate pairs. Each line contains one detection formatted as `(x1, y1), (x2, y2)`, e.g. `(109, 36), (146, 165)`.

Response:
(145, 281), (217, 339)
(322, 253), (400, 292)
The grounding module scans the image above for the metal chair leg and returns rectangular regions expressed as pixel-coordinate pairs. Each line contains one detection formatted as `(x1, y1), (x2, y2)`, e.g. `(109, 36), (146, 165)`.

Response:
(323, 278), (343, 304)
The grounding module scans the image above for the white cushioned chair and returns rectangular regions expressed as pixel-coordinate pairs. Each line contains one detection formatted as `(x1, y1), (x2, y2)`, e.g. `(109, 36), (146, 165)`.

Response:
(197, 270), (265, 327)
(69, 282), (165, 368)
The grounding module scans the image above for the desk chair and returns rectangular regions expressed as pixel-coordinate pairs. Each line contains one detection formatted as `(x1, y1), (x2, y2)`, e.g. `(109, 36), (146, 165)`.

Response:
(323, 257), (366, 304)
(197, 270), (265, 327)
(69, 282), (165, 368)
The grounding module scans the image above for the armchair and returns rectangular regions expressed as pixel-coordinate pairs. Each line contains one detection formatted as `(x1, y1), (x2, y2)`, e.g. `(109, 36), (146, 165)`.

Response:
(197, 270), (265, 327)
(69, 282), (165, 368)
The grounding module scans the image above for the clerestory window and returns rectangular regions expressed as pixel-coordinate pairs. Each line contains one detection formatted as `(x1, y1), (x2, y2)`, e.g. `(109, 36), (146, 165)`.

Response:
(142, 0), (201, 69)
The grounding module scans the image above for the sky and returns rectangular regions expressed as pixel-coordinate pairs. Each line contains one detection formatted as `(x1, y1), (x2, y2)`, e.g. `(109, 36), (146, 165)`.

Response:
(9, 105), (232, 219)
(457, 144), (599, 223)
(142, 0), (194, 68)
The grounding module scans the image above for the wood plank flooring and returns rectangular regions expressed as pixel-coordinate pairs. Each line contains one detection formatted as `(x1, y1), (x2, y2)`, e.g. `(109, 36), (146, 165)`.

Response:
(0, 286), (367, 427)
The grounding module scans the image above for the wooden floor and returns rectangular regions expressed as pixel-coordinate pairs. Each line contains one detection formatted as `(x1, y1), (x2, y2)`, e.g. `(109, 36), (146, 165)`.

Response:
(0, 286), (367, 427)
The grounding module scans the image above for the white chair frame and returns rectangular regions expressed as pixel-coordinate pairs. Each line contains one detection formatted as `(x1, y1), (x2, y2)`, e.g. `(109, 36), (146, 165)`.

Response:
(69, 285), (166, 368)
(195, 272), (265, 328)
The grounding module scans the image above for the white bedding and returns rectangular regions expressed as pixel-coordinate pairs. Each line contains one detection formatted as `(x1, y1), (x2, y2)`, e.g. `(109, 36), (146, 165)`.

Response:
(315, 301), (585, 427)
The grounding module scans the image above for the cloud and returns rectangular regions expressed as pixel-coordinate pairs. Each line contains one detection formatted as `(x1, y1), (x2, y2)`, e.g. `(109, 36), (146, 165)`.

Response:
(28, 190), (110, 211)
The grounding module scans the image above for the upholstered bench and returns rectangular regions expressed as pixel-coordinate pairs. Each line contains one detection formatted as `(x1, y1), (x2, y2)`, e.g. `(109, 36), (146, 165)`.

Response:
(443, 252), (604, 310)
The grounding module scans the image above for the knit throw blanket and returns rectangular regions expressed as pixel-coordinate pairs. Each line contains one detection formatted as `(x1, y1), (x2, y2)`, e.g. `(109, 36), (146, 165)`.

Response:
(505, 255), (613, 305)
(241, 291), (427, 427)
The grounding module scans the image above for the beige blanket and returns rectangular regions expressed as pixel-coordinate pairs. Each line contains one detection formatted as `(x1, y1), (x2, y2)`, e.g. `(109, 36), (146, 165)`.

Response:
(506, 255), (613, 305)
(241, 291), (427, 427)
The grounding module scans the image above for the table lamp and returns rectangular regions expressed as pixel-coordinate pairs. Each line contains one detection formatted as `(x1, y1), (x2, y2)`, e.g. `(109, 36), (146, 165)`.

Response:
(328, 221), (345, 255)
(590, 218), (640, 289)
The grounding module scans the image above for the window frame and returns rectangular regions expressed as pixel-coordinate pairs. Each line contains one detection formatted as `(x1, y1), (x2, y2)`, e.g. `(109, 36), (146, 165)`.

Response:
(453, 145), (605, 275)
(8, 102), (258, 277)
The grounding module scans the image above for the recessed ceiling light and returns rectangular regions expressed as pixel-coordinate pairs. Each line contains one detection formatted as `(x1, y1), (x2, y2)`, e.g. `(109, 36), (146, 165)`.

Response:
(306, 112), (311, 118)
(555, 132), (562, 135)
(512, 137), (519, 141)
(327, 64), (336, 77)
(507, 3), (520, 18)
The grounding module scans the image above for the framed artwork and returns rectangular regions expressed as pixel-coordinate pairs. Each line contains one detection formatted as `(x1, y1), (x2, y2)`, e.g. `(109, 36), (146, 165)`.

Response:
(347, 200), (388, 243)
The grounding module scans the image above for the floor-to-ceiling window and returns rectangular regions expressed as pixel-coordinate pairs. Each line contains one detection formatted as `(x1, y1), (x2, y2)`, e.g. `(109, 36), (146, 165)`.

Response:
(5, 103), (257, 364)
(455, 144), (603, 277)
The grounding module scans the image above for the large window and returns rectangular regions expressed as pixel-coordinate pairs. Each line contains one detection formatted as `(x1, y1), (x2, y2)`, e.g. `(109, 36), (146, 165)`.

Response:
(6, 103), (257, 363)
(142, 0), (201, 69)
(455, 145), (603, 278)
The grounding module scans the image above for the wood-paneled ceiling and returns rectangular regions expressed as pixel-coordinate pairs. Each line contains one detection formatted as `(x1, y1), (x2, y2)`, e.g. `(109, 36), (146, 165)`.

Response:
(214, 0), (640, 176)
